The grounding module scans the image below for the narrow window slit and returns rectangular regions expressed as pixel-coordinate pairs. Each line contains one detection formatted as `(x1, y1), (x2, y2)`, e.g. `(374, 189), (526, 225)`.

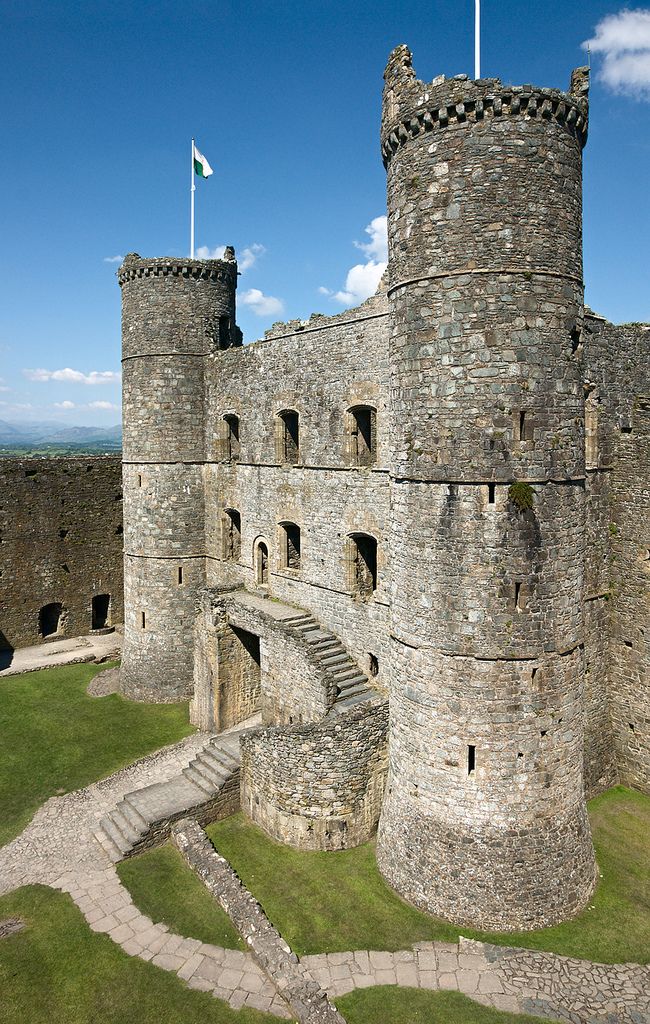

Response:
(467, 745), (476, 775)
(141, 611), (146, 629)
(488, 483), (496, 504)
(178, 566), (183, 585)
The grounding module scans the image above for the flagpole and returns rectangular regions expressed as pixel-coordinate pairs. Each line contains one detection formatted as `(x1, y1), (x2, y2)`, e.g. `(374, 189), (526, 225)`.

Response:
(475, 0), (481, 79)
(190, 137), (195, 259)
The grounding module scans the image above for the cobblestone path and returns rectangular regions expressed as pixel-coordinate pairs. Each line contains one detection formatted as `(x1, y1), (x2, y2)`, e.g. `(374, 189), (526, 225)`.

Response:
(0, 739), (648, 1023)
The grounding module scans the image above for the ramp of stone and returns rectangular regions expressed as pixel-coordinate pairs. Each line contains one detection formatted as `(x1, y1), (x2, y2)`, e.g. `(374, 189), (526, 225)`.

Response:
(95, 726), (251, 861)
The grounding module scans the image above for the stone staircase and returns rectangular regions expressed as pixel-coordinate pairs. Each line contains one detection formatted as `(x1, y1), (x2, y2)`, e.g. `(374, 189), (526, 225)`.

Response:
(95, 730), (243, 861)
(280, 612), (377, 714)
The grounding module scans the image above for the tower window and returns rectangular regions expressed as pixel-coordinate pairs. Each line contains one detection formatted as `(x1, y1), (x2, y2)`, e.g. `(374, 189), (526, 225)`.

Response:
(277, 410), (300, 464)
(467, 745), (476, 775)
(141, 611), (146, 629)
(516, 411), (534, 442)
(280, 521), (301, 570)
(223, 508), (241, 562)
(514, 581), (527, 611)
(347, 533), (378, 600)
(368, 653), (379, 677)
(177, 566), (183, 585)
(138, 474), (142, 487)
(222, 414), (240, 462)
(487, 483), (496, 504)
(348, 405), (377, 466)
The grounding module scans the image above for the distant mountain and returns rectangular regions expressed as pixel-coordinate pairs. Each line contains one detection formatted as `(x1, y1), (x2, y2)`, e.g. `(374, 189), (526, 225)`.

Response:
(0, 420), (122, 444)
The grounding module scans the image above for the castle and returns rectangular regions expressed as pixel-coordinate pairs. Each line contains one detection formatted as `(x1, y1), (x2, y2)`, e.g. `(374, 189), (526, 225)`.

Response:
(117, 47), (649, 933)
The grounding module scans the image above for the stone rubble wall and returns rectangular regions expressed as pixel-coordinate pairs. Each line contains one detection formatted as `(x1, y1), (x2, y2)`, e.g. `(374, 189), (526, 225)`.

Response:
(171, 817), (346, 1024)
(0, 456), (123, 650)
(240, 700), (388, 850)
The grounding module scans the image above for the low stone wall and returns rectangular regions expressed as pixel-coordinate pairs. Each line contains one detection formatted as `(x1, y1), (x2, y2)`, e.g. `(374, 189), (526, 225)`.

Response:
(171, 818), (345, 1024)
(240, 700), (388, 851)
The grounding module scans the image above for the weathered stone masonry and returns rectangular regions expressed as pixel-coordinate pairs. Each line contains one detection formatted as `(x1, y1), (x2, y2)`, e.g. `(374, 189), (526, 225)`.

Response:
(0, 456), (123, 650)
(118, 46), (648, 933)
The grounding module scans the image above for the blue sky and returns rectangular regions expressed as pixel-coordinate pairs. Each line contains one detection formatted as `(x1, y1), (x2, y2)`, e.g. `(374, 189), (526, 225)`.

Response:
(1, 1), (648, 426)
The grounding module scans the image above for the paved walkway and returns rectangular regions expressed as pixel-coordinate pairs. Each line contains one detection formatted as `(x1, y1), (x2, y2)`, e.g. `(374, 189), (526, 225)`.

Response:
(0, 630), (122, 677)
(0, 737), (648, 1023)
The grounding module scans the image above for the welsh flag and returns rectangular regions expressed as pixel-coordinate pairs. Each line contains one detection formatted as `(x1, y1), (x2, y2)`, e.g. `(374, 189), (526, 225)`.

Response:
(193, 144), (213, 178)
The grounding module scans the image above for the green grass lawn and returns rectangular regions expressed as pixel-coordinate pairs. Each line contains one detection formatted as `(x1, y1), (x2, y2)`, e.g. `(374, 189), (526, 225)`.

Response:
(0, 662), (194, 848)
(336, 987), (559, 1024)
(0, 885), (268, 1024)
(117, 844), (245, 950)
(207, 786), (649, 963)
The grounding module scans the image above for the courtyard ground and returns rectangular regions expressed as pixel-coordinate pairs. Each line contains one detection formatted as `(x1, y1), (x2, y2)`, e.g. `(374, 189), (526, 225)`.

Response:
(0, 662), (193, 847)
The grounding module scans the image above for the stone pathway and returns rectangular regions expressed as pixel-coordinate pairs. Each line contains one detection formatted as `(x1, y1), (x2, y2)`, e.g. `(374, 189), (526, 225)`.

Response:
(0, 630), (122, 678)
(0, 736), (648, 1024)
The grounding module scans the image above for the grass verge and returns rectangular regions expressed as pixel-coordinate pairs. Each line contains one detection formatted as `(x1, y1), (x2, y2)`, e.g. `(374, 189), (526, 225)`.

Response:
(336, 987), (559, 1024)
(207, 786), (649, 963)
(117, 843), (245, 950)
(0, 662), (194, 847)
(0, 885), (268, 1024)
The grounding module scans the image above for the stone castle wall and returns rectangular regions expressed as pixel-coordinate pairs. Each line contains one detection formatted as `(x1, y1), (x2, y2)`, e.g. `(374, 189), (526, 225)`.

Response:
(203, 289), (392, 693)
(0, 456), (124, 650)
(584, 316), (650, 793)
(240, 700), (389, 850)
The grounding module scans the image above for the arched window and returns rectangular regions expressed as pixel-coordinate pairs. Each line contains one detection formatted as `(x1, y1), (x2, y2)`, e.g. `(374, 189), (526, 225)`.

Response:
(255, 541), (269, 585)
(348, 405), (377, 466)
(279, 522), (301, 570)
(223, 509), (241, 562)
(222, 414), (240, 462)
(276, 410), (300, 464)
(347, 533), (378, 600)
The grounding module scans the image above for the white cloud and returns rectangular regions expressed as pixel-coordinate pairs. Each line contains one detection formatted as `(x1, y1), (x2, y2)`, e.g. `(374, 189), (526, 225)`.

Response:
(584, 8), (650, 97)
(320, 215), (388, 307)
(0, 377), (9, 393)
(238, 243), (265, 272)
(54, 400), (76, 410)
(195, 241), (265, 273)
(88, 400), (119, 410)
(103, 255), (124, 263)
(240, 288), (284, 317)
(354, 215), (388, 262)
(24, 367), (121, 385)
(195, 244), (226, 260)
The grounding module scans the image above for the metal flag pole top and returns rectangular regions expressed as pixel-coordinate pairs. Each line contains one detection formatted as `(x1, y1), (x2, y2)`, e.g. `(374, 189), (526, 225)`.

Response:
(475, 0), (481, 79)
(190, 138), (196, 259)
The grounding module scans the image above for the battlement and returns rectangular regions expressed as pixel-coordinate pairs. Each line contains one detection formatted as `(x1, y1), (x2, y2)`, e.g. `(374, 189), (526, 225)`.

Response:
(381, 45), (589, 167)
(118, 250), (238, 288)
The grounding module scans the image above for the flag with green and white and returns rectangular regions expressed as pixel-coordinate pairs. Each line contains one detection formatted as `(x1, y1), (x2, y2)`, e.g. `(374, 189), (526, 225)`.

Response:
(193, 143), (213, 178)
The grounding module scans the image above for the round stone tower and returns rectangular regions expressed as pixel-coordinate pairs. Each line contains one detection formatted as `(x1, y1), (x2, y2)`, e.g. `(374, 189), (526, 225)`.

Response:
(119, 253), (238, 701)
(376, 47), (597, 930)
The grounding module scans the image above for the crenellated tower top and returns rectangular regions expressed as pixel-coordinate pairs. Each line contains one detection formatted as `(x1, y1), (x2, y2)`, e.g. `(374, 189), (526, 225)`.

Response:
(381, 45), (589, 167)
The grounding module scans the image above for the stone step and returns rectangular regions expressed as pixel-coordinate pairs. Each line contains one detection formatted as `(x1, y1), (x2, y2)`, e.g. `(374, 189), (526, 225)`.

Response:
(110, 807), (143, 845)
(191, 753), (230, 786)
(336, 674), (368, 691)
(315, 645), (346, 662)
(333, 690), (375, 712)
(281, 614), (312, 624)
(293, 623), (321, 635)
(319, 653), (350, 668)
(94, 827), (122, 861)
(205, 745), (240, 772)
(335, 681), (369, 700)
(307, 634), (337, 648)
(99, 815), (132, 856)
(330, 665), (363, 681)
(127, 776), (209, 826)
(116, 797), (149, 833)
(182, 764), (217, 795)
